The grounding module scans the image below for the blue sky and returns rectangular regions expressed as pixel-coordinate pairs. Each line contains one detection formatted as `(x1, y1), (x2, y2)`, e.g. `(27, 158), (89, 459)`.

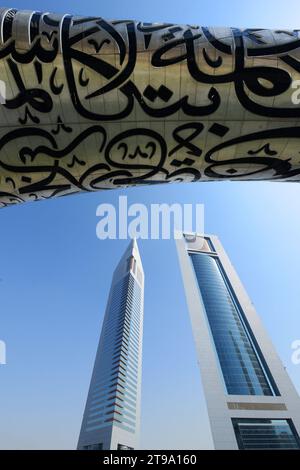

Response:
(0, 0), (300, 450)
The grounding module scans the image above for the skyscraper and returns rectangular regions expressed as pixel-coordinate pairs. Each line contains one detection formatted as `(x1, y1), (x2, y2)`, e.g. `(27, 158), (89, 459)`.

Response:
(176, 233), (300, 450)
(77, 239), (144, 450)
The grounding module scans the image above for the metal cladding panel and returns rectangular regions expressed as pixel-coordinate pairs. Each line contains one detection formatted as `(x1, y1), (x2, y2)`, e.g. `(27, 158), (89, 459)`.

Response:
(1, 9), (300, 207)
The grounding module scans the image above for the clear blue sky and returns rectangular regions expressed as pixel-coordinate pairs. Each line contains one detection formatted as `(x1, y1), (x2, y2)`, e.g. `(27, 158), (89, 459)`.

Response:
(1, 0), (300, 450)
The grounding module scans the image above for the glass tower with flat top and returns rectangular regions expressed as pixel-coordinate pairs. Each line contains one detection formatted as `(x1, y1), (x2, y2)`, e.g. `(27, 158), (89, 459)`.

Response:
(176, 233), (300, 450)
(77, 239), (144, 450)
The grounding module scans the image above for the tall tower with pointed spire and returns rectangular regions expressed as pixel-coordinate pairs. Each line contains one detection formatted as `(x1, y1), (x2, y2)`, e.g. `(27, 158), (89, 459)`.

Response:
(77, 240), (144, 450)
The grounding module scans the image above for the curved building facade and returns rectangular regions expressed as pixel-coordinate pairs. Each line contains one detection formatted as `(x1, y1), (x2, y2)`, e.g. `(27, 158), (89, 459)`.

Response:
(0, 9), (300, 207)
